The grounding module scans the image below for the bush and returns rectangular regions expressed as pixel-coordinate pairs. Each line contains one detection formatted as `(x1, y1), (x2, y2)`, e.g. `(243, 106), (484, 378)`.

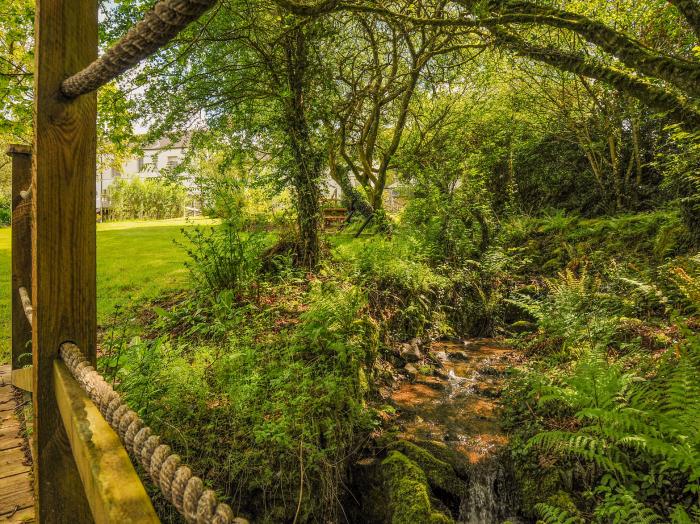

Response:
(181, 223), (265, 296)
(107, 177), (187, 220)
(658, 125), (700, 246)
(0, 197), (9, 226)
(102, 280), (379, 523)
(529, 330), (700, 522)
(335, 235), (452, 340)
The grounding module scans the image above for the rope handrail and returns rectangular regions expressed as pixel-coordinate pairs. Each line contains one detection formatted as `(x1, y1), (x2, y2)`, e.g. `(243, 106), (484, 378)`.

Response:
(61, 0), (218, 98)
(18, 286), (33, 326)
(59, 343), (246, 524)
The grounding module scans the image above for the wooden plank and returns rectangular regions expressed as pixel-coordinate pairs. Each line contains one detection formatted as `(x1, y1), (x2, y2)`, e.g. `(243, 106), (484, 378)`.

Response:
(0, 474), (33, 515)
(33, 0), (98, 520)
(9, 146), (32, 372)
(10, 368), (32, 393)
(0, 435), (23, 453)
(0, 411), (15, 425)
(0, 447), (31, 477)
(0, 506), (35, 523)
(0, 366), (33, 522)
(54, 361), (160, 524)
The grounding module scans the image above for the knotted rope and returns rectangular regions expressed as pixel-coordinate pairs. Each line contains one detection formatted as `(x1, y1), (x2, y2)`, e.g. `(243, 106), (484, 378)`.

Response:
(18, 286), (33, 327)
(60, 0), (218, 98)
(59, 342), (246, 524)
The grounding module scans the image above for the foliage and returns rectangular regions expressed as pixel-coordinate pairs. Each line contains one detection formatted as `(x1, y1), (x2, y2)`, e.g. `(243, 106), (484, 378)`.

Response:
(657, 125), (700, 245)
(102, 279), (379, 523)
(502, 229), (700, 522)
(0, 195), (9, 226)
(525, 329), (700, 522)
(107, 177), (187, 220)
(190, 149), (293, 230)
(334, 235), (452, 340)
(180, 223), (266, 296)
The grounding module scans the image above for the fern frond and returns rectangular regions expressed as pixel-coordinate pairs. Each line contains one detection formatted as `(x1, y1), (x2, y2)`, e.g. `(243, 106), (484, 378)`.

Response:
(535, 503), (585, 524)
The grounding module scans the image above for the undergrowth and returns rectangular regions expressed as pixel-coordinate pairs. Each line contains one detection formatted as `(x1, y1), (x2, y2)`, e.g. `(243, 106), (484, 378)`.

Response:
(100, 269), (379, 522)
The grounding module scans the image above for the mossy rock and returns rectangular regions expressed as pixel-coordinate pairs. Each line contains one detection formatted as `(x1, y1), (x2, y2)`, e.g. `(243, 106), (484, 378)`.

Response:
(388, 439), (467, 495)
(508, 320), (537, 334)
(515, 464), (562, 519)
(381, 451), (455, 524)
(410, 439), (471, 478)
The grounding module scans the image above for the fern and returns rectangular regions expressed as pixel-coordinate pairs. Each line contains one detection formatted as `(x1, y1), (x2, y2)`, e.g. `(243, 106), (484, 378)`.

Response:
(526, 330), (700, 520)
(593, 487), (663, 523)
(535, 503), (585, 524)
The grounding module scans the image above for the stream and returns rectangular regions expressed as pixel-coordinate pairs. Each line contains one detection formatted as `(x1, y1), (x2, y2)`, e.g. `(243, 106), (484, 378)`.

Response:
(390, 339), (522, 523)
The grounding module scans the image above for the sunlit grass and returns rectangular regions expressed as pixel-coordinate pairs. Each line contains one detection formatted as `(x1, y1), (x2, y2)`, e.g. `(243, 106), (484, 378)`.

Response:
(0, 217), (216, 364)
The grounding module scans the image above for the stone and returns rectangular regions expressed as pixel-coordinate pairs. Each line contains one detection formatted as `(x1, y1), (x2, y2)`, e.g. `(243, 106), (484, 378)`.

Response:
(400, 342), (422, 363)
(416, 376), (448, 392)
(404, 363), (419, 379)
(448, 350), (471, 362)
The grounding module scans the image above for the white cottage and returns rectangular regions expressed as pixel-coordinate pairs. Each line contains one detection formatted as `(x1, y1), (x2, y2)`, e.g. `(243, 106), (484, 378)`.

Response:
(96, 135), (192, 212)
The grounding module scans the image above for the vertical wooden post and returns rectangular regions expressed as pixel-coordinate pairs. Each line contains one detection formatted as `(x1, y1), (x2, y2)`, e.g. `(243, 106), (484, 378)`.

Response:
(9, 145), (32, 371)
(33, 0), (98, 521)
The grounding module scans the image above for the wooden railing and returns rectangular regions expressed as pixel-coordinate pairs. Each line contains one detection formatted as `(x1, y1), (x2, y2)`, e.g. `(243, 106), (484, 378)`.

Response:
(8, 145), (159, 523)
(6, 1), (240, 522)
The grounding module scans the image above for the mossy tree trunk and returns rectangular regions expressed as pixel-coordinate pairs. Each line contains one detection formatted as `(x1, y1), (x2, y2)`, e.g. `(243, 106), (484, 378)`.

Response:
(283, 26), (322, 270)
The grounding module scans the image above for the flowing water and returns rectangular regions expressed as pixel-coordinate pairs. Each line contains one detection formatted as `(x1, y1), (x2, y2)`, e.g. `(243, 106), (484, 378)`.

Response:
(390, 339), (522, 523)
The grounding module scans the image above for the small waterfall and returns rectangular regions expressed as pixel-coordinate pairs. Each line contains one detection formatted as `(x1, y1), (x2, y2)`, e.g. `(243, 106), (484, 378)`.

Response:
(385, 339), (524, 523)
(459, 453), (520, 524)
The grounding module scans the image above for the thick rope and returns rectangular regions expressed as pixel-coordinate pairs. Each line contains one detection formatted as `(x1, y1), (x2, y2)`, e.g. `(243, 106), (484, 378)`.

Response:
(59, 342), (247, 524)
(60, 0), (218, 98)
(18, 286), (33, 327)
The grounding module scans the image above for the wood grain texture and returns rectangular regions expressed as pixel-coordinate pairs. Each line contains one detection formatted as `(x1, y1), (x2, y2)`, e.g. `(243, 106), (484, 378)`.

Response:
(10, 368), (32, 393)
(9, 147), (32, 371)
(33, 0), (98, 521)
(53, 362), (160, 524)
(0, 366), (35, 523)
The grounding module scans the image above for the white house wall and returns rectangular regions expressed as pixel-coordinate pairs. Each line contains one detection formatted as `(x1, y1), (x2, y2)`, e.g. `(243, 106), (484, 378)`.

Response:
(96, 146), (189, 209)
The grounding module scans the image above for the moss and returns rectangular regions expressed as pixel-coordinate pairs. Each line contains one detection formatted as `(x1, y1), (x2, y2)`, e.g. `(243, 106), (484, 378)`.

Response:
(545, 491), (579, 515)
(411, 439), (471, 478)
(381, 451), (455, 524)
(515, 464), (561, 519)
(388, 440), (466, 496)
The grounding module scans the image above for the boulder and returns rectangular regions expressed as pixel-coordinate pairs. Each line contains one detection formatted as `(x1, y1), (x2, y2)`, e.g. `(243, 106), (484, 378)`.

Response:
(400, 342), (422, 362)
(404, 363), (419, 380)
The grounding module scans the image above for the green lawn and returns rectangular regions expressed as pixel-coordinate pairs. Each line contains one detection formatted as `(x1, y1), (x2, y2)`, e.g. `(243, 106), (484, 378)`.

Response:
(0, 217), (217, 364)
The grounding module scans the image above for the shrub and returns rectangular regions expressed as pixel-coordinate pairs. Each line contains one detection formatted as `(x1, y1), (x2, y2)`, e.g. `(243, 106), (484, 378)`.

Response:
(181, 223), (266, 296)
(103, 280), (379, 523)
(107, 177), (187, 220)
(0, 196), (9, 226)
(528, 329), (700, 522)
(335, 235), (452, 340)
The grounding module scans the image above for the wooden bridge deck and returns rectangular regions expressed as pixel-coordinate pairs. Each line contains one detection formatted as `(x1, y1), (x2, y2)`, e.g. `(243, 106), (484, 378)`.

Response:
(0, 365), (34, 523)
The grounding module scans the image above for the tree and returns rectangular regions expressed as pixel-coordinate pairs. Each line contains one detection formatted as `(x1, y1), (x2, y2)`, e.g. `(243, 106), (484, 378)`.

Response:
(111, 0), (333, 268)
(279, 0), (700, 129)
(326, 3), (483, 212)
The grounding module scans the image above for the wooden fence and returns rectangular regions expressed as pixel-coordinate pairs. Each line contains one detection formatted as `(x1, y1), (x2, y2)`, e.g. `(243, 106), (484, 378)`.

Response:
(7, 1), (235, 522)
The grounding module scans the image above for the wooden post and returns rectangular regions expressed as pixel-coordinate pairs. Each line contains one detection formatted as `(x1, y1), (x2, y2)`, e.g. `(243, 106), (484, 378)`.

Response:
(9, 145), (32, 371)
(33, 0), (98, 521)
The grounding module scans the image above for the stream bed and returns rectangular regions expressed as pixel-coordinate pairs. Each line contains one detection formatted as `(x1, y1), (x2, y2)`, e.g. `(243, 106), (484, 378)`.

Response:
(389, 339), (522, 523)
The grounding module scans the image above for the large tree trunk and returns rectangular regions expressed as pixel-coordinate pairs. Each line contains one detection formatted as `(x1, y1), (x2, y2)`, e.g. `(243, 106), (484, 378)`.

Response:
(283, 27), (322, 270)
(336, 167), (375, 217)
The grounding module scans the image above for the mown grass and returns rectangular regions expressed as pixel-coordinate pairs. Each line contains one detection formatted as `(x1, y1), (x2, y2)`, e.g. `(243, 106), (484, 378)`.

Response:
(0, 217), (217, 364)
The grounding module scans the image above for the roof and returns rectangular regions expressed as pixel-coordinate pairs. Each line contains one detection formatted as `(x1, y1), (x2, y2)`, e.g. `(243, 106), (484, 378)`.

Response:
(142, 133), (191, 151)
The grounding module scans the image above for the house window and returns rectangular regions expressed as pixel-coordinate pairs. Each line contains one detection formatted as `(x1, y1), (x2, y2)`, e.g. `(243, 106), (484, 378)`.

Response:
(166, 156), (179, 168)
(137, 156), (145, 171)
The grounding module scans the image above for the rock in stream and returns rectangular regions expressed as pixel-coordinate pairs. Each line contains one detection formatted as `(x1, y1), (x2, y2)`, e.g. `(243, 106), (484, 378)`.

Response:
(351, 339), (524, 523)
